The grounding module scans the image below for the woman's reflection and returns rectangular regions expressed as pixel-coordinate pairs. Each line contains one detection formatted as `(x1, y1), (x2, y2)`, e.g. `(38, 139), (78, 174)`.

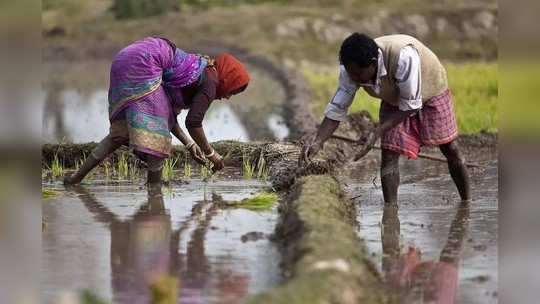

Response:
(70, 186), (249, 303)
(381, 201), (470, 304)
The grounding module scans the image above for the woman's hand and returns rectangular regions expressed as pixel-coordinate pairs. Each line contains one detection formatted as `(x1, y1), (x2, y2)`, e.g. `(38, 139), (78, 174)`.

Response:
(187, 142), (206, 164)
(207, 151), (224, 172)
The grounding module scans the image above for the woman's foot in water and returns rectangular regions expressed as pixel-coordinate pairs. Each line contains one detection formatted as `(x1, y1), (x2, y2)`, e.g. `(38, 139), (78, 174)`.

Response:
(147, 170), (163, 196)
(63, 155), (100, 185)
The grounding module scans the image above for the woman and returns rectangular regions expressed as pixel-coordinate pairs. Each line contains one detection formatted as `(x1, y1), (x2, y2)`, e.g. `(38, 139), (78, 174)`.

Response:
(64, 37), (250, 185)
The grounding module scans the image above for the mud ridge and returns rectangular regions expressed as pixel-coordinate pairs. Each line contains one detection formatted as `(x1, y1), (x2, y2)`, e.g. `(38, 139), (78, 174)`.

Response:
(244, 175), (384, 304)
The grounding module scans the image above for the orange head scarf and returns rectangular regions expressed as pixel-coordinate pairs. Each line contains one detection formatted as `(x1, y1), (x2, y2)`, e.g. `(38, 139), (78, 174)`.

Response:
(214, 53), (250, 99)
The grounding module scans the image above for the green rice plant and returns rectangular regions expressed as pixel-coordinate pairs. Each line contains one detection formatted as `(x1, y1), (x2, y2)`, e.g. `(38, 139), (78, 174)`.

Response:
(162, 156), (178, 182)
(255, 151), (269, 181)
(103, 160), (111, 180)
(242, 150), (255, 179)
(129, 158), (140, 181)
(51, 152), (64, 179)
(42, 188), (60, 200)
(183, 156), (192, 178)
(200, 164), (210, 180)
(223, 191), (278, 211)
(117, 152), (129, 180)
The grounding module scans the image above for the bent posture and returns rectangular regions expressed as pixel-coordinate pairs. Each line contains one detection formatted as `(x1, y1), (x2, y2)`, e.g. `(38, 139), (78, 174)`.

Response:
(300, 33), (470, 204)
(65, 37), (250, 186)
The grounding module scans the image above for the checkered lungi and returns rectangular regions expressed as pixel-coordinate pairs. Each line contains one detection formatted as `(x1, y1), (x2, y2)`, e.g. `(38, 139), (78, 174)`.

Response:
(379, 89), (458, 159)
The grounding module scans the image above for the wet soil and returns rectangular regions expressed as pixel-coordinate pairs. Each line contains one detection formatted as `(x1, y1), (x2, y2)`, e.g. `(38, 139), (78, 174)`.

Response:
(42, 176), (281, 304)
(343, 141), (498, 304)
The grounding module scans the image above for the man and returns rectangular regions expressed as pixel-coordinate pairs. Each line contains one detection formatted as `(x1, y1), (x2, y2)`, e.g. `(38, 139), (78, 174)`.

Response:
(300, 33), (470, 204)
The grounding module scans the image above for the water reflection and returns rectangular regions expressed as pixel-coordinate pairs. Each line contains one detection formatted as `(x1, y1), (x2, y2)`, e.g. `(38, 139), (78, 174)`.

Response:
(68, 186), (253, 303)
(381, 201), (470, 304)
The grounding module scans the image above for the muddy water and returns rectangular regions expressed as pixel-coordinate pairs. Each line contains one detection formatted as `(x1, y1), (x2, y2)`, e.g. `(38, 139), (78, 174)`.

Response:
(41, 60), (288, 143)
(345, 149), (498, 303)
(42, 175), (281, 304)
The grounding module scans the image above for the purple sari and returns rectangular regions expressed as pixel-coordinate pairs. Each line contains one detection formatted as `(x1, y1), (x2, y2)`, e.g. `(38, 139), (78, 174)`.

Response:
(108, 37), (207, 158)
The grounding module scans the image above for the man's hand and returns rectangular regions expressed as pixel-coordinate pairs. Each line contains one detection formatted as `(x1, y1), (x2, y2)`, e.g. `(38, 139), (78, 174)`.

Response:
(187, 143), (206, 164)
(207, 151), (224, 173)
(353, 129), (379, 161)
(299, 140), (323, 165)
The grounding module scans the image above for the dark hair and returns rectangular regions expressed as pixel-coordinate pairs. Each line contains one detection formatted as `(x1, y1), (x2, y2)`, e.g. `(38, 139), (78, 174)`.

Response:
(339, 33), (378, 67)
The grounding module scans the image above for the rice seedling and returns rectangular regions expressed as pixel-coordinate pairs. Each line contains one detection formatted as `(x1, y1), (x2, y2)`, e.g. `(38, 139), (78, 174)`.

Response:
(42, 188), (61, 200)
(129, 158), (140, 181)
(242, 150), (255, 179)
(221, 191), (278, 211)
(183, 157), (192, 178)
(51, 152), (64, 178)
(255, 151), (269, 181)
(162, 156), (178, 182)
(103, 160), (111, 180)
(200, 164), (210, 180)
(117, 152), (129, 180)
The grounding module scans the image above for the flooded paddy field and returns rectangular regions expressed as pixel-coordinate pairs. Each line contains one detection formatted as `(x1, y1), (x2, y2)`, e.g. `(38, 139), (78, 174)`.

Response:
(345, 145), (498, 303)
(42, 172), (281, 304)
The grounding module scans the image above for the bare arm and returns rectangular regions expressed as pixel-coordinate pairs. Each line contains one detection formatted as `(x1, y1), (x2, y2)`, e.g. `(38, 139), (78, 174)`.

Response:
(187, 126), (212, 155)
(171, 120), (192, 146)
(314, 117), (341, 145)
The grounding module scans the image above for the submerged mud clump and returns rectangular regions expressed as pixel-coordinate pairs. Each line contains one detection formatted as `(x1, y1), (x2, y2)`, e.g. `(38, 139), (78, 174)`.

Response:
(245, 175), (384, 304)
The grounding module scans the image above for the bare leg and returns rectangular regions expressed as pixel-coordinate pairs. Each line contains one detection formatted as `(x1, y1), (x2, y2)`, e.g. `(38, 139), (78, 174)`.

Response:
(439, 141), (471, 201)
(64, 135), (122, 185)
(145, 154), (164, 194)
(381, 149), (400, 204)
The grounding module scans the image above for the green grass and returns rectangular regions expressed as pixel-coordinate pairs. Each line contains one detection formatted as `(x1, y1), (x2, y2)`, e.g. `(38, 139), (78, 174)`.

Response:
(224, 191), (278, 211)
(302, 62), (498, 134)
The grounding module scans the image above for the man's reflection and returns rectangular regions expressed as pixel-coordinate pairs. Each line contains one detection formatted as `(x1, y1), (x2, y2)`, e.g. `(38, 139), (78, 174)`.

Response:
(381, 201), (470, 304)
(71, 186), (249, 303)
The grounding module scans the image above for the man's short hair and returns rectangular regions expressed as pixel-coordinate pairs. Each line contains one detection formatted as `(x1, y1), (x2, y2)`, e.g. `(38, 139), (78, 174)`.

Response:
(339, 33), (378, 67)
